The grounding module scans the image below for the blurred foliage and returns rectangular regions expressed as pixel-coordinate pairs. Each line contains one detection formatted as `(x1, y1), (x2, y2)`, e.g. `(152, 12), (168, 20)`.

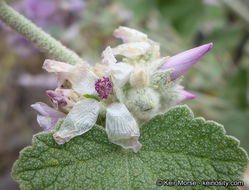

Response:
(0, 0), (249, 188)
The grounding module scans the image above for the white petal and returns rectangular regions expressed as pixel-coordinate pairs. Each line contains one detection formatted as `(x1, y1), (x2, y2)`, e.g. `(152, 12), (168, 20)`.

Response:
(107, 62), (133, 87)
(112, 42), (151, 58)
(101, 46), (117, 66)
(43, 59), (98, 95)
(43, 59), (72, 87)
(129, 65), (149, 88)
(113, 26), (148, 43)
(43, 59), (75, 72)
(53, 98), (100, 144)
(69, 63), (98, 95)
(106, 103), (142, 152)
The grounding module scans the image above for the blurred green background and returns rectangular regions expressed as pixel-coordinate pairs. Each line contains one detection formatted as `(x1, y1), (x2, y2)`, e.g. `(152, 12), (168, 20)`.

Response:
(0, 0), (248, 189)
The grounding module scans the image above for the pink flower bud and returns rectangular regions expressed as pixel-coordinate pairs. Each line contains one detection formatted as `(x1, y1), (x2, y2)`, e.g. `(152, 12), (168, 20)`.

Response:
(178, 90), (196, 103)
(160, 43), (213, 80)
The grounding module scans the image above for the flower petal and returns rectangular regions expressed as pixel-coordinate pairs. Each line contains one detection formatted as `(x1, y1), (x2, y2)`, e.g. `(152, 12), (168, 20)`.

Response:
(70, 66), (98, 95)
(46, 89), (76, 112)
(160, 43), (213, 80)
(177, 89), (196, 103)
(42, 59), (77, 88)
(130, 65), (148, 88)
(113, 26), (148, 43)
(42, 59), (74, 73)
(112, 42), (151, 58)
(31, 102), (65, 117)
(106, 103), (142, 152)
(101, 46), (117, 66)
(36, 115), (61, 132)
(43, 59), (98, 95)
(101, 46), (134, 87)
(53, 98), (100, 144)
(107, 62), (133, 87)
(31, 102), (65, 131)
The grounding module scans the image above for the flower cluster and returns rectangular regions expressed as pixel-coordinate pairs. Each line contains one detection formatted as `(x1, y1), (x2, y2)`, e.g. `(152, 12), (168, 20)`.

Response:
(32, 26), (212, 152)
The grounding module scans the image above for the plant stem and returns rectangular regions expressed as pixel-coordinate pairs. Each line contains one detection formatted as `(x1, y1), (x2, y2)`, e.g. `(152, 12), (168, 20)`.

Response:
(0, 0), (83, 64)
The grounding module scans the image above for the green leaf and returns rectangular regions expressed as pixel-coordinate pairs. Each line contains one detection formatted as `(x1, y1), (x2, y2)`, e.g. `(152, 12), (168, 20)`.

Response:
(12, 105), (248, 190)
(150, 69), (172, 91)
(82, 94), (100, 102)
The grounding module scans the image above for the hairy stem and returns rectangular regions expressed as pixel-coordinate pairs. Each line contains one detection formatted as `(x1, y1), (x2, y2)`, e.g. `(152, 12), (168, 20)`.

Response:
(0, 0), (83, 64)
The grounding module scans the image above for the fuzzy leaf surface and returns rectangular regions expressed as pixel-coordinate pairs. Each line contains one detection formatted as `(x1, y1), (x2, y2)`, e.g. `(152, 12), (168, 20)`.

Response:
(12, 105), (248, 190)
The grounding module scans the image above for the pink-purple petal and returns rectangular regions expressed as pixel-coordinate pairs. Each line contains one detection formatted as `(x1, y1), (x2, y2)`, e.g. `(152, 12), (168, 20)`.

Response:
(36, 115), (60, 132)
(31, 102), (65, 131)
(160, 43), (213, 80)
(178, 90), (196, 103)
(46, 89), (75, 111)
(31, 102), (63, 117)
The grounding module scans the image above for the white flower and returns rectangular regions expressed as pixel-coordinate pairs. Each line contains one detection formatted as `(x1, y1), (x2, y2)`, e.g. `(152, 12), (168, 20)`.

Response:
(32, 26), (212, 153)
(43, 46), (141, 152)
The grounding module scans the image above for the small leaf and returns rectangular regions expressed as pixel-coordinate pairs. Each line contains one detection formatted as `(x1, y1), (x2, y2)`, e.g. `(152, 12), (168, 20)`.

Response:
(12, 105), (248, 190)
(150, 69), (172, 91)
(82, 94), (100, 102)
